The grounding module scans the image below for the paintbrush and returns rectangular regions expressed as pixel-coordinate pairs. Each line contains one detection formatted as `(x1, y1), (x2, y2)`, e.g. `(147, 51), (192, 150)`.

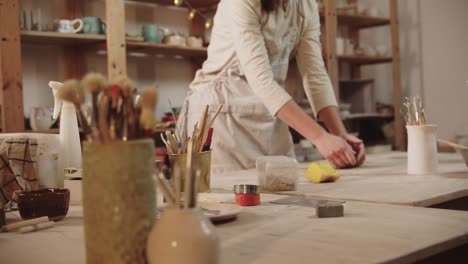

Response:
(139, 87), (158, 137)
(81, 72), (108, 131)
(115, 76), (134, 141)
(57, 79), (92, 139)
(98, 87), (111, 143)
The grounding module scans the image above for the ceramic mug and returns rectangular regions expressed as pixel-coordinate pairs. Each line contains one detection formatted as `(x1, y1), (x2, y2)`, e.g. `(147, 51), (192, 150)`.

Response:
(336, 37), (345, 56)
(57, 19), (83, 34)
(82, 17), (106, 35)
(142, 24), (165, 43)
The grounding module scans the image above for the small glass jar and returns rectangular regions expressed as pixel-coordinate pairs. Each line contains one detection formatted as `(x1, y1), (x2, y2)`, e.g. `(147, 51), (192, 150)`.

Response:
(256, 156), (299, 192)
(233, 185), (260, 206)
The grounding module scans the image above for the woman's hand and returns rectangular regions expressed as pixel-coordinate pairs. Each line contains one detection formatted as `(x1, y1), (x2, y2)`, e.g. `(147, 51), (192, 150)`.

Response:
(343, 134), (366, 167)
(313, 132), (357, 169)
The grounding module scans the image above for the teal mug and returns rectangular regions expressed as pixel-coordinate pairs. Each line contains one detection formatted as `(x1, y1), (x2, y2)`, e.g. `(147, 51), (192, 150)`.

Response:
(142, 24), (165, 43)
(82, 17), (106, 35)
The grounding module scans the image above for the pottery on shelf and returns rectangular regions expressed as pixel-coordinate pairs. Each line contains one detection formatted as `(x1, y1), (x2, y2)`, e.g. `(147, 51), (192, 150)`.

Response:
(147, 207), (219, 264)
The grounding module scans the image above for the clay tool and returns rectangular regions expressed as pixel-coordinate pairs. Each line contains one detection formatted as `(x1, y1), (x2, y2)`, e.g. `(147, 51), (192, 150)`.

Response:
(166, 131), (179, 154)
(271, 196), (345, 218)
(195, 105), (210, 152)
(168, 99), (182, 147)
(184, 139), (194, 209)
(437, 139), (468, 150)
(200, 105), (223, 150)
(157, 173), (176, 207)
(2, 216), (49, 232)
(18, 221), (54, 234)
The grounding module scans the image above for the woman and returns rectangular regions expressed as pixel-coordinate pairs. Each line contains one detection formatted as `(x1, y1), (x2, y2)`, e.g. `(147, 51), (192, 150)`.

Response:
(181, 0), (365, 174)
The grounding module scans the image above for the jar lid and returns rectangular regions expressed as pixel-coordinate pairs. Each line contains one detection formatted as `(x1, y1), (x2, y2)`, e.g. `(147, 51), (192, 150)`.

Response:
(233, 184), (260, 194)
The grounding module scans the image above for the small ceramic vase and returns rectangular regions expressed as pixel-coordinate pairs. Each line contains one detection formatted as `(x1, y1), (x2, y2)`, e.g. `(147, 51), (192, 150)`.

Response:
(147, 208), (219, 264)
(407, 125), (439, 175)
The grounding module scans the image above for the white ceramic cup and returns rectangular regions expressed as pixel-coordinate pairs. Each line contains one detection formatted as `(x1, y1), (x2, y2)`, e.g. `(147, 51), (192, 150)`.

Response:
(57, 19), (83, 34)
(407, 125), (439, 175)
(344, 39), (354, 55)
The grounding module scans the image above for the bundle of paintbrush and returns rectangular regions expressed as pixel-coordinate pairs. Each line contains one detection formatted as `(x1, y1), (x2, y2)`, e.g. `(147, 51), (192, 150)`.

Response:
(401, 96), (427, 126)
(161, 105), (223, 154)
(156, 140), (202, 209)
(57, 72), (158, 143)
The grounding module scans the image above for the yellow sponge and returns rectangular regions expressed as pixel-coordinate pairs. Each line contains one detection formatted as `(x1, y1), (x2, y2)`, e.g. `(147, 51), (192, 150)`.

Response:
(305, 162), (340, 183)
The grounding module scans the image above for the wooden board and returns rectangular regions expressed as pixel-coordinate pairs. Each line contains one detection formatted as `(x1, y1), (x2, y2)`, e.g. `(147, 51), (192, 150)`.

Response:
(127, 41), (207, 58)
(1, 199), (468, 264)
(21, 31), (105, 46)
(0, 0), (25, 132)
(211, 152), (468, 207)
(390, 0), (405, 151)
(105, 0), (127, 80)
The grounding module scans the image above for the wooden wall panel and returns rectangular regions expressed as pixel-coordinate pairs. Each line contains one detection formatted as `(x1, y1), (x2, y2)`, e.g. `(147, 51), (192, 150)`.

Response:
(0, 0), (25, 132)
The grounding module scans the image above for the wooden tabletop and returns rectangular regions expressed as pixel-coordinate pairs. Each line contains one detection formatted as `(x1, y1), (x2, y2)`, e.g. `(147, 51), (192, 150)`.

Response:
(211, 152), (468, 207)
(1, 194), (468, 264)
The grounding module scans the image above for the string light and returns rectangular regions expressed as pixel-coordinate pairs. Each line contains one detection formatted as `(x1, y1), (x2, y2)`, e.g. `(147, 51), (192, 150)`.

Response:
(188, 9), (196, 20)
(204, 18), (212, 29)
(174, 0), (213, 29)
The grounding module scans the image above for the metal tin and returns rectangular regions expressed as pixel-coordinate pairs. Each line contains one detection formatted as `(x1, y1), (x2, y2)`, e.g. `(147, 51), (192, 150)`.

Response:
(233, 184), (260, 194)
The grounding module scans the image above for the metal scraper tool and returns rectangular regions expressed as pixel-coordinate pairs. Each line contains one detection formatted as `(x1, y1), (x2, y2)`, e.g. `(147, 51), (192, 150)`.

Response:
(271, 196), (345, 218)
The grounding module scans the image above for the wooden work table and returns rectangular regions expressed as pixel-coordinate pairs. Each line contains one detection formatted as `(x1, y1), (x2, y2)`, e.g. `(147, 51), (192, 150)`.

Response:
(211, 152), (468, 208)
(1, 193), (468, 264)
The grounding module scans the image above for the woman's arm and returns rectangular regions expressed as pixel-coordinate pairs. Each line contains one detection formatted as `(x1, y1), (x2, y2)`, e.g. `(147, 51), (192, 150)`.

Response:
(277, 100), (357, 168)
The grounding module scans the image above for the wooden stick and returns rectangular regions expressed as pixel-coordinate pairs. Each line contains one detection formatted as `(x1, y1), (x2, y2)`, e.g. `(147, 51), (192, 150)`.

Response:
(438, 139), (468, 150)
(184, 140), (193, 209)
(157, 173), (176, 207)
(174, 165), (181, 209)
(2, 216), (49, 232)
(196, 106), (209, 152)
(200, 105), (223, 151)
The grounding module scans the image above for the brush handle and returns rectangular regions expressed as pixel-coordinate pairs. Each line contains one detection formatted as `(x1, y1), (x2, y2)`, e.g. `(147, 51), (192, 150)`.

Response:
(438, 139), (468, 150)
(184, 140), (193, 209)
(2, 216), (49, 232)
(157, 173), (176, 207)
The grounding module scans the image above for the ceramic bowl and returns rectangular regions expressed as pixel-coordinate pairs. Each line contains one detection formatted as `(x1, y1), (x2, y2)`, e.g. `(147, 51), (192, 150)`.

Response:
(18, 188), (70, 221)
(461, 150), (468, 167)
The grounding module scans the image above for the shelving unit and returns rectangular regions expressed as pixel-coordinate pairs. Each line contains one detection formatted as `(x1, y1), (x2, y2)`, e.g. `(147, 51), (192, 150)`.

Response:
(1, 0), (403, 150)
(321, 0), (404, 150)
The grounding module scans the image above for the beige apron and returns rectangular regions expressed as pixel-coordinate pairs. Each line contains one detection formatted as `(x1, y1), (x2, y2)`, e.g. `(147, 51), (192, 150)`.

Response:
(181, 2), (303, 175)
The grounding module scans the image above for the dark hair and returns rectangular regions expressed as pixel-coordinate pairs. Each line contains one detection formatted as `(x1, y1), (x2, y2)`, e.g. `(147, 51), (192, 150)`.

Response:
(261, 0), (287, 12)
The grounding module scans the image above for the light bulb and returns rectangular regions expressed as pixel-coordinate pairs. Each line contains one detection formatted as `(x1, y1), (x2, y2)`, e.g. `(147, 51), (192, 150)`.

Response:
(174, 0), (183, 6)
(188, 10), (196, 20)
(205, 18), (212, 29)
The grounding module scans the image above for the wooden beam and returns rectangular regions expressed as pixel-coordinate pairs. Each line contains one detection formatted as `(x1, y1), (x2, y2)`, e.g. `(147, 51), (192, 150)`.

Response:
(105, 0), (127, 80)
(0, 0), (25, 132)
(390, 0), (405, 150)
(323, 0), (339, 99)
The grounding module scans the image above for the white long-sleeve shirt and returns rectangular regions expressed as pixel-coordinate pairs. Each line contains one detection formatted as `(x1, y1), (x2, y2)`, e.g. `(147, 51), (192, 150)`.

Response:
(190, 0), (338, 116)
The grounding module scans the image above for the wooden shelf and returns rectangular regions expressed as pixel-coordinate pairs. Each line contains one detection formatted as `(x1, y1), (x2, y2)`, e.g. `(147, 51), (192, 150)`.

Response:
(343, 113), (393, 120)
(127, 41), (207, 57)
(129, 0), (219, 11)
(21, 31), (105, 46)
(320, 12), (390, 29)
(340, 79), (374, 85)
(338, 55), (393, 65)
(20, 31), (207, 58)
